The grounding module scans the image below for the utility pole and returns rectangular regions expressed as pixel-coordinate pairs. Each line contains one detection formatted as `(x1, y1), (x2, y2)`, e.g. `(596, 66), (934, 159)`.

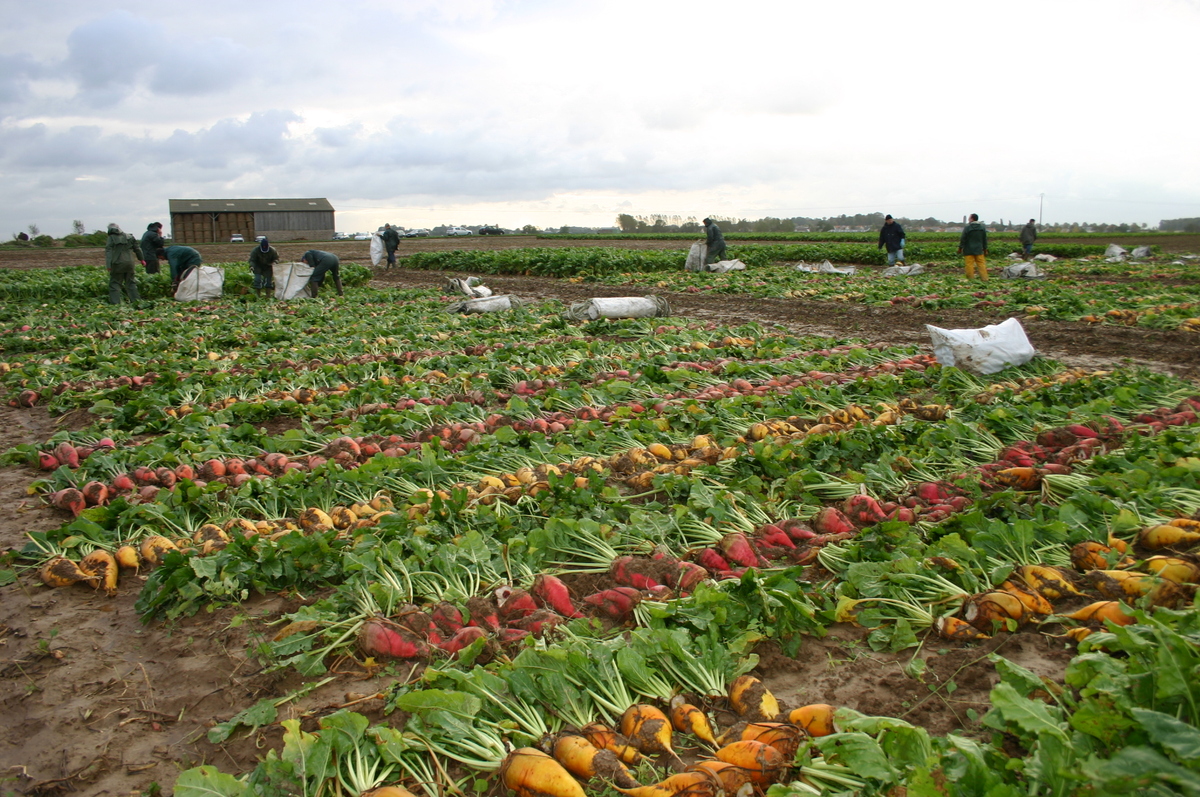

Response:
(1039, 194), (1044, 226)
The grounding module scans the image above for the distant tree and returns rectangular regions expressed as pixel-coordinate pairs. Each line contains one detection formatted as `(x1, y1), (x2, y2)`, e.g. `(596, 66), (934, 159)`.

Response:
(616, 214), (638, 233)
(27, 223), (39, 236)
(72, 219), (85, 235)
(560, 225), (570, 234)
(32, 234), (54, 247)
(521, 224), (539, 234)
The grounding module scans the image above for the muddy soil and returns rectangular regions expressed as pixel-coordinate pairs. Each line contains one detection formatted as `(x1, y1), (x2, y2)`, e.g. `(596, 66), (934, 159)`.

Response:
(0, 255), (1193, 796)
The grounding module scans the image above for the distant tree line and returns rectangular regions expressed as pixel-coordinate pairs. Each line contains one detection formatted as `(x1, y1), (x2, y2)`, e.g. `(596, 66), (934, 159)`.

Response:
(1160, 217), (1200, 233)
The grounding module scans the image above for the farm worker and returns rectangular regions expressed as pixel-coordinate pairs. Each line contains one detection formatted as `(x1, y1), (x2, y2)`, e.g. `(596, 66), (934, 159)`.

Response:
(248, 237), (279, 296)
(104, 223), (143, 306)
(957, 213), (989, 281)
(300, 249), (344, 297)
(1019, 219), (1038, 261)
(140, 222), (165, 276)
(380, 224), (401, 269)
(703, 218), (727, 264)
(877, 215), (906, 267)
(161, 245), (203, 291)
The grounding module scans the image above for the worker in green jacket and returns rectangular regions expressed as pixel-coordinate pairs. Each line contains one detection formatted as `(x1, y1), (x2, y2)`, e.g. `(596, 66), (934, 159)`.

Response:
(248, 238), (279, 296)
(160, 245), (203, 291)
(380, 224), (401, 268)
(703, 218), (727, 264)
(300, 250), (344, 297)
(105, 223), (143, 305)
(140, 222), (164, 276)
(957, 214), (989, 281)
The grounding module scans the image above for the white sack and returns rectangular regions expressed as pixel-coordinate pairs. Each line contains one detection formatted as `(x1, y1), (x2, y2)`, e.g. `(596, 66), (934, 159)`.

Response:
(795, 260), (856, 275)
(684, 242), (708, 272)
(1006, 252), (1022, 259)
(1033, 254), (1057, 262)
(1002, 263), (1046, 279)
(1131, 245), (1152, 258)
(1105, 243), (1128, 257)
(274, 262), (317, 300)
(881, 264), (926, 277)
(926, 317), (1036, 375)
(174, 266), (225, 301)
(449, 295), (523, 314)
(445, 277), (494, 298)
(566, 296), (670, 321)
(370, 234), (384, 267)
(705, 259), (747, 273)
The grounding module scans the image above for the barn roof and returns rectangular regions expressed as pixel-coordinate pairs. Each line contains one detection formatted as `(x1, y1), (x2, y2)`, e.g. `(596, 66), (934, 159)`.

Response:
(169, 198), (335, 213)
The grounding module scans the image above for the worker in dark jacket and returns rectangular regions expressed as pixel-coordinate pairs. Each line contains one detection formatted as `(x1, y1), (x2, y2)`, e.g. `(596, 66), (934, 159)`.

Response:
(105, 223), (143, 305)
(161, 245), (203, 291)
(140, 223), (164, 275)
(703, 218), (727, 264)
(380, 224), (401, 269)
(877, 215), (906, 267)
(248, 238), (279, 296)
(300, 250), (344, 297)
(1019, 219), (1038, 260)
(957, 214), (989, 281)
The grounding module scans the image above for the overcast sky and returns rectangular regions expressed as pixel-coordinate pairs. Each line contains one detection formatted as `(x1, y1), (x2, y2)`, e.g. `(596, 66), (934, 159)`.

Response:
(2, 0), (1198, 237)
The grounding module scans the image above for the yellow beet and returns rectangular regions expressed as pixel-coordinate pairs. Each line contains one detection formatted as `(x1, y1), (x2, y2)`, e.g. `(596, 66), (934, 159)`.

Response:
(616, 771), (718, 797)
(620, 704), (681, 765)
(728, 675), (780, 721)
(1139, 524), (1200, 550)
(714, 740), (787, 787)
(1143, 556), (1200, 585)
(298, 507), (334, 533)
(80, 550), (118, 596)
(115, 545), (140, 570)
(552, 734), (639, 789)
(788, 703), (837, 737)
(668, 695), (717, 745)
(139, 535), (179, 565)
(1058, 601), (1135, 626)
(40, 556), (95, 589)
(501, 747), (587, 797)
(580, 722), (643, 765)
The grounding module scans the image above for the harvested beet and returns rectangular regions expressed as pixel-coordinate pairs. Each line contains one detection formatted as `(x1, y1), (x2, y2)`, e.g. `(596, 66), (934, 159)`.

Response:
(719, 532), (764, 568)
(497, 587), (539, 622)
(531, 574), (582, 618)
(465, 595), (501, 631)
(583, 587), (641, 622)
(812, 507), (856, 536)
(430, 602), (465, 634)
(437, 626), (487, 654)
(359, 619), (429, 660)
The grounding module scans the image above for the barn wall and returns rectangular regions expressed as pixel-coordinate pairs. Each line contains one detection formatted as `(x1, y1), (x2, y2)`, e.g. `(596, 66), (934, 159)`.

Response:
(254, 210), (335, 241)
(170, 212), (256, 244)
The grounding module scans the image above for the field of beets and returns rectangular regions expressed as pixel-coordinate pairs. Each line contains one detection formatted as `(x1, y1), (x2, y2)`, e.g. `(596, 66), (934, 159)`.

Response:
(2, 261), (1200, 797)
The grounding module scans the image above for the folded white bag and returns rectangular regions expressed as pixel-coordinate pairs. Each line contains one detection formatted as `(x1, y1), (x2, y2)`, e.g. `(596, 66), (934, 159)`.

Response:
(925, 317), (1036, 375)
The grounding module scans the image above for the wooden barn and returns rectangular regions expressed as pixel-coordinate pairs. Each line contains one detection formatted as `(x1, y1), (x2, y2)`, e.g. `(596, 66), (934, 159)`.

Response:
(168, 198), (336, 244)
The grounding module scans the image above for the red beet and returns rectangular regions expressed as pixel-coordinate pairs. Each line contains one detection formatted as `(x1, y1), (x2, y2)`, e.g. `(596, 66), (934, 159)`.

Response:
(51, 487), (86, 516)
(465, 596), (501, 632)
(54, 442), (80, 469)
(756, 524), (796, 549)
(611, 556), (663, 590)
(511, 609), (563, 636)
(111, 473), (136, 492)
(38, 451), (60, 471)
(497, 587), (539, 622)
(675, 561), (708, 592)
(812, 507), (856, 536)
(436, 626), (487, 654)
(531, 574), (583, 618)
(719, 532), (764, 568)
(430, 602), (465, 634)
(155, 467), (177, 489)
(81, 481), (109, 507)
(843, 495), (886, 526)
(887, 507), (917, 523)
(582, 587), (641, 622)
(780, 518), (816, 542)
(359, 620), (429, 660)
(915, 482), (955, 504)
(695, 547), (733, 573)
(1065, 424), (1099, 439)
(499, 628), (531, 644)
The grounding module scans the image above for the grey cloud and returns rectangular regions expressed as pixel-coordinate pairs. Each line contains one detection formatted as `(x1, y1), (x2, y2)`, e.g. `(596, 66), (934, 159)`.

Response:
(149, 36), (255, 96)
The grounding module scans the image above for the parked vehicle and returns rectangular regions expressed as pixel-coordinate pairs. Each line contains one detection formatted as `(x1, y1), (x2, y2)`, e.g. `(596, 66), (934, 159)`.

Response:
(353, 233), (371, 240)
(230, 234), (244, 243)
(332, 232), (349, 240)
(446, 227), (473, 237)
(478, 226), (506, 236)
(404, 229), (429, 238)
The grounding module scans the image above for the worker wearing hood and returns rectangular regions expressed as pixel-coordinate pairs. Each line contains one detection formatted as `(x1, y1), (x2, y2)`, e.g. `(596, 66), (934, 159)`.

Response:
(249, 237), (280, 296)
(105, 223), (144, 305)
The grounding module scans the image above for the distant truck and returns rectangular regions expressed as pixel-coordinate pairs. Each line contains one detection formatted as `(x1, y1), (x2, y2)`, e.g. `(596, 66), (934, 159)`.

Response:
(478, 225), (506, 236)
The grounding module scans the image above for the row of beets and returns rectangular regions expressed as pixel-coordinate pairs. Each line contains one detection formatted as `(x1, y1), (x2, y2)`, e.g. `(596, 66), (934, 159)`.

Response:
(359, 574), (674, 661)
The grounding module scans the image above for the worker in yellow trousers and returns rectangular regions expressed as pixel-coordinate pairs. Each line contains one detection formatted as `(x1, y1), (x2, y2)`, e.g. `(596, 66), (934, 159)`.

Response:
(957, 213), (989, 280)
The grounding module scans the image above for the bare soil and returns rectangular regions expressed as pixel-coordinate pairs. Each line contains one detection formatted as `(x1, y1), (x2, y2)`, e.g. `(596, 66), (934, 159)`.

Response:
(0, 251), (1195, 796)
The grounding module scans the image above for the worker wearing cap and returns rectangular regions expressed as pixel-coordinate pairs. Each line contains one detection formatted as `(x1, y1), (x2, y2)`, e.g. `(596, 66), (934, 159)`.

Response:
(702, 218), (727, 264)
